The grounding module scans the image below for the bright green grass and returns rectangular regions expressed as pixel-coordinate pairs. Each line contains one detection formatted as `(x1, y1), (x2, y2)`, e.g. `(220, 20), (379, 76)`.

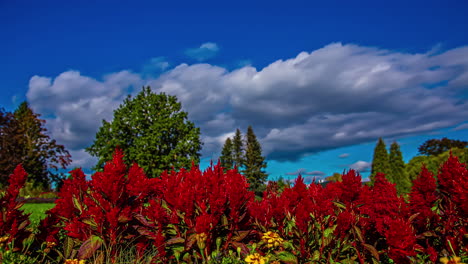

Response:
(20, 203), (55, 228)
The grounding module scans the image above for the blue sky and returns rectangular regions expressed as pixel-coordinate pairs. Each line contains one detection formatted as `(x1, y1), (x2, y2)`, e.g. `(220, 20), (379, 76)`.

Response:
(1, 0), (468, 181)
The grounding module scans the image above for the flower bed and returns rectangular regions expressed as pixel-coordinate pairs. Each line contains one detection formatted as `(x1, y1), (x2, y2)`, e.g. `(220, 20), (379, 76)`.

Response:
(0, 149), (467, 263)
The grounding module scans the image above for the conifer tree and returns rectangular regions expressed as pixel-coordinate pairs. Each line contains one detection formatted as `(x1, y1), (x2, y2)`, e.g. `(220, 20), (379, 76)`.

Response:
(371, 137), (391, 185)
(243, 125), (268, 195)
(220, 137), (234, 170)
(389, 142), (411, 194)
(232, 128), (244, 169)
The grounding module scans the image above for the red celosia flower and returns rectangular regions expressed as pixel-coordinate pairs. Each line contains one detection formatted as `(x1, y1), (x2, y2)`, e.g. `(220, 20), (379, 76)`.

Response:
(409, 166), (438, 230)
(384, 218), (417, 263)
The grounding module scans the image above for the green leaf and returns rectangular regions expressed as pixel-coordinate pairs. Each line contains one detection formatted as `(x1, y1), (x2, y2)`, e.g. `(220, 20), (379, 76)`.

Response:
(82, 218), (97, 228)
(324, 225), (337, 238)
(64, 237), (75, 258)
(353, 225), (364, 243)
(277, 251), (298, 264)
(78, 235), (103, 259)
(72, 196), (83, 213)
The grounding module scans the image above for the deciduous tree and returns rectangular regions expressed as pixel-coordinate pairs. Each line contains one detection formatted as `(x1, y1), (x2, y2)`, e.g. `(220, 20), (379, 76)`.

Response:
(0, 102), (71, 188)
(418, 137), (467, 156)
(86, 87), (202, 177)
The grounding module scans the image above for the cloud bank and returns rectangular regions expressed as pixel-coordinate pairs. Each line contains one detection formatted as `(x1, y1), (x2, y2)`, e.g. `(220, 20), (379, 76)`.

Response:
(26, 43), (468, 170)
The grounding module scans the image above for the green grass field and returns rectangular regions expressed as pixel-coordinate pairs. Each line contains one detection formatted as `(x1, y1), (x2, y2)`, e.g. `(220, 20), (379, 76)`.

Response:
(20, 203), (55, 228)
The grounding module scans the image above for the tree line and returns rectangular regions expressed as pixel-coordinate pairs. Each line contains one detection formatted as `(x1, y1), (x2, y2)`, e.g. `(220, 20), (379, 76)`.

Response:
(219, 126), (268, 195)
(1, 87), (269, 196)
(370, 137), (467, 194)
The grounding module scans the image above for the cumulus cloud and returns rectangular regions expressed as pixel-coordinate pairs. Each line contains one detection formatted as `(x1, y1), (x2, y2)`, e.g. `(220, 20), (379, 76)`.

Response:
(185, 42), (220, 61)
(338, 153), (350, 158)
(26, 43), (468, 171)
(349, 161), (372, 172)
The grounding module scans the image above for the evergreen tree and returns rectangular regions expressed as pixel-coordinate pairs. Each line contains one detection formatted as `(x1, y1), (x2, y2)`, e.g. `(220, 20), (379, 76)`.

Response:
(220, 137), (234, 170)
(370, 137), (391, 184)
(86, 87), (202, 177)
(232, 128), (244, 169)
(389, 142), (411, 194)
(243, 125), (268, 195)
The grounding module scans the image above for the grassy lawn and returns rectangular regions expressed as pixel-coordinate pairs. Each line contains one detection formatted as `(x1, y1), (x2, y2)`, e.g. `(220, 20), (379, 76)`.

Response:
(20, 203), (55, 228)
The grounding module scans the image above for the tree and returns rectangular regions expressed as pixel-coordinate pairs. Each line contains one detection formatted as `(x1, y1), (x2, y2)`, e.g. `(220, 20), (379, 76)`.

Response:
(370, 138), (391, 184)
(406, 147), (467, 182)
(0, 108), (22, 186)
(86, 87), (202, 177)
(0, 102), (71, 188)
(418, 137), (467, 156)
(325, 172), (343, 182)
(389, 142), (411, 194)
(220, 137), (234, 170)
(232, 128), (244, 169)
(243, 125), (268, 195)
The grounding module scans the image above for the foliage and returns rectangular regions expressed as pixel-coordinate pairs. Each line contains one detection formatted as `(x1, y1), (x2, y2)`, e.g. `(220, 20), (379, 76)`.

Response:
(20, 203), (55, 229)
(0, 108), (22, 186)
(325, 172), (343, 182)
(406, 147), (468, 182)
(418, 137), (468, 156)
(220, 137), (234, 171)
(389, 142), (411, 194)
(244, 126), (268, 196)
(86, 87), (202, 177)
(1, 103), (71, 188)
(370, 137), (391, 184)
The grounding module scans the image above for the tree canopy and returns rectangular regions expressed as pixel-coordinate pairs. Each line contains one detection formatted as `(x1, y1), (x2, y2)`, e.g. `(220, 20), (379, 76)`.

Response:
(0, 102), (71, 188)
(418, 137), (467, 156)
(406, 147), (468, 182)
(86, 87), (202, 177)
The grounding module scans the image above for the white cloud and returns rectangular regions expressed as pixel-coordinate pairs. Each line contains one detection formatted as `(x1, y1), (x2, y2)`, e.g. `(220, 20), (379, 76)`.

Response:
(338, 153), (350, 158)
(349, 161), (372, 172)
(185, 42), (220, 61)
(26, 43), (468, 171)
(454, 123), (468, 131)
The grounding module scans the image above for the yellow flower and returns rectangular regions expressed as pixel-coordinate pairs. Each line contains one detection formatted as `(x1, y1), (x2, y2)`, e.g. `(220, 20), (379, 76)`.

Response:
(46, 241), (57, 248)
(245, 253), (267, 264)
(0, 235), (9, 243)
(440, 256), (465, 264)
(64, 259), (86, 264)
(261, 231), (284, 248)
(195, 233), (207, 249)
